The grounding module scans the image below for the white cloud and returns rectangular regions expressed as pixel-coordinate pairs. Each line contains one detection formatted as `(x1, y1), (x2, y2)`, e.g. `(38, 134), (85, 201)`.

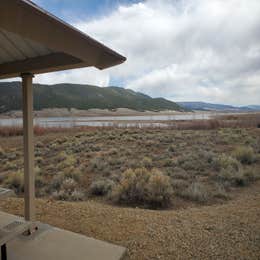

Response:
(75, 0), (260, 105)
(7, 0), (259, 105)
(34, 67), (110, 86)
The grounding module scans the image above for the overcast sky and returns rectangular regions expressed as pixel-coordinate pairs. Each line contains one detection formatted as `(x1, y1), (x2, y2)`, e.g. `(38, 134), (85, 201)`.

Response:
(12, 0), (260, 105)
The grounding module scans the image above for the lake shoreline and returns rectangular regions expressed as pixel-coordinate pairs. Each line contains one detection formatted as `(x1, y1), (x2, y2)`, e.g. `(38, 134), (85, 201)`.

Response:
(0, 107), (193, 119)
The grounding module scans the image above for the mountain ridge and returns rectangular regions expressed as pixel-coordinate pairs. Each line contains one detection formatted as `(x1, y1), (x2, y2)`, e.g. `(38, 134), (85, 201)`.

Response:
(177, 102), (260, 111)
(0, 82), (186, 113)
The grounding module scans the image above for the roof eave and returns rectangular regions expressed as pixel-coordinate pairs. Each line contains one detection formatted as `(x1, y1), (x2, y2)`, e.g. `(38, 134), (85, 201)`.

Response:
(0, 0), (126, 72)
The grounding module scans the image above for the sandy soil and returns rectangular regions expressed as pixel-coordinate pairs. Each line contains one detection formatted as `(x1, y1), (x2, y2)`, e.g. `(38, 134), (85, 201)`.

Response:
(0, 182), (259, 260)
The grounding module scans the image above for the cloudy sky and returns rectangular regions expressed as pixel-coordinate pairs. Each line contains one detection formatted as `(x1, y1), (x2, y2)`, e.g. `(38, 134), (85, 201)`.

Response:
(17, 0), (260, 105)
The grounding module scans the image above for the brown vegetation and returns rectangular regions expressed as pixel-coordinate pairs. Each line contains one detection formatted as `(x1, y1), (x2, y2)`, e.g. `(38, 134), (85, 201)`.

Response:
(0, 125), (259, 209)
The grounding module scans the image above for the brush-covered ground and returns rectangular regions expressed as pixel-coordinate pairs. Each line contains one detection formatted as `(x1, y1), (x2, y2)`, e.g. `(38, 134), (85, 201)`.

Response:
(1, 128), (260, 208)
(0, 127), (260, 259)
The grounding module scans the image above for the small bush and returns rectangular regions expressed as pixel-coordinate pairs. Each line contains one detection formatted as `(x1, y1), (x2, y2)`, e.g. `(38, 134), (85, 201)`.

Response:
(62, 167), (82, 182)
(3, 161), (17, 171)
(162, 158), (176, 167)
(243, 168), (260, 182)
(212, 154), (240, 171)
(111, 168), (173, 208)
(89, 179), (114, 196)
(180, 182), (209, 202)
(171, 179), (189, 190)
(233, 146), (255, 164)
(168, 167), (189, 180)
(57, 154), (77, 169)
(0, 146), (4, 157)
(51, 178), (85, 201)
(168, 144), (176, 153)
(61, 178), (78, 191)
(49, 174), (64, 191)
(213, 183), (229, 199)
(4, 171), (24, 194)
(215, 166), (247, 187)
(108, 148), (118, 155)
(35, 175), (45, 188)
(141, 157), (153, 168)
(88, 157), (109, 173)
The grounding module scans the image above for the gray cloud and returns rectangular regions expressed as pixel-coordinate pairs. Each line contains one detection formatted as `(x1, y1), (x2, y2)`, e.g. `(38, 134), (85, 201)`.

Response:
(75, 0), (260, 105)
(9, 0), (260, 105)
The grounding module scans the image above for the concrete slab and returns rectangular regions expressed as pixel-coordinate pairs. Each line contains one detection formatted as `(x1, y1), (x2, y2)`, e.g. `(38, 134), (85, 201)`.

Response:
(0, 211), (126, 260)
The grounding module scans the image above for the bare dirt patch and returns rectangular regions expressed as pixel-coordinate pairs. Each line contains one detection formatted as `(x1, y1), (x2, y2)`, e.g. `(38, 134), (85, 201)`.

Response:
(0, 182), (260, 259)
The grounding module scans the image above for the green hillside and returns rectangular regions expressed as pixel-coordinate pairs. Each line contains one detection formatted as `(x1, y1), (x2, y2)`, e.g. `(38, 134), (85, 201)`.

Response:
(0, 82), (185, 112)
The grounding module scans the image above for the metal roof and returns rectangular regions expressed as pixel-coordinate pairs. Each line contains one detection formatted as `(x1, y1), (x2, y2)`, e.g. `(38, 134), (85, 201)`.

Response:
(0, 29), (53, 64)
(0, 0), (126, 79)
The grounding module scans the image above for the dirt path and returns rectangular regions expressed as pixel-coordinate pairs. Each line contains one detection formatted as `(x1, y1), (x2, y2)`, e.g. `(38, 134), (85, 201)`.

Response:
(1, 183), (260, 259)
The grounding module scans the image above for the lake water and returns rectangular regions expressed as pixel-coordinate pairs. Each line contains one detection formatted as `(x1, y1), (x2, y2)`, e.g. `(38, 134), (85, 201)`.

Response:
(0, 113), (214, 128)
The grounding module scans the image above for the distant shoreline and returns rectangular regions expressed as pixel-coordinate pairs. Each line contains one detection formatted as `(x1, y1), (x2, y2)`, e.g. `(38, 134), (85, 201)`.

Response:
(0, 108), (195, 119)
(0, 107), (254, 120)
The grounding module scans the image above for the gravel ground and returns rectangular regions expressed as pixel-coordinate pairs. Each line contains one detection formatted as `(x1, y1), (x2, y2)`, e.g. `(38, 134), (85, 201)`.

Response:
(0, 182), (260, 260)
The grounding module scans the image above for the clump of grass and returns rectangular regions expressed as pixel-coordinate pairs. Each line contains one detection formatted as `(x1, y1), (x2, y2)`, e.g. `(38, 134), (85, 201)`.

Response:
(3, 161), (17, 171)
(212, 154), (240, 171)
(52, 177), (85, 201)
(57, 153), (77, 169)
(171, 179), (189, 190)
(233, 146), (255, 164)
(216, 166), (247, 187)
(49, 174), (64, 191)
(108, 148), (118, 155)
(180, 182), (209, 202)
(162, 158), (176, 167)
(0, 146), (4, 157)
(89, 179), (114, 196)
(111, 168), (173, 208)
(168, 167), (189, 180)
(35, 175), (45, 189)
(168, 144), (176, 153)
(213, 183), (229, 200)
(62, 166), (82, 182)
(243, 168), (260, 182)
(3, 171), (24, 194)
(88, 157), (109, 173)
(141, 157), (153, 168)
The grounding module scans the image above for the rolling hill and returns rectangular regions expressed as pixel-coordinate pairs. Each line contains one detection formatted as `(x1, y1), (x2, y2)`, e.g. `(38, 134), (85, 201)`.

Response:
(0, 82), (185, 113)
(177, 102), (260, 111)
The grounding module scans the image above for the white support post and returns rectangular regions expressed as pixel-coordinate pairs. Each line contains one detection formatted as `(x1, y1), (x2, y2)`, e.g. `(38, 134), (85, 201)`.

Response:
(21, 73), (35, 222)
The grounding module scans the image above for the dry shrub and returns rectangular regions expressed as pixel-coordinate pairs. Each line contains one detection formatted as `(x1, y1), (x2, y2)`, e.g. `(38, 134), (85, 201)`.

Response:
(0, 126), (23, 137)
(212, 154), (240, 171)
(0, 146), (4, 157)
(233, 146), (255, 164)
(168, 167), (189, 180)
(51, 177), (85, 201)
(180, 182), (209, 202)
(174, 119), (221, 130)
(3, 171), (24, 194)
(111, 168), (173, 208)
(216, 166), (247, 187)
(89, 179), (115, 196)
(0, 125), (84, 137)
(171, 179), (189, 190)
(213, 183), (229, 199)
(141, 157), (153, 168)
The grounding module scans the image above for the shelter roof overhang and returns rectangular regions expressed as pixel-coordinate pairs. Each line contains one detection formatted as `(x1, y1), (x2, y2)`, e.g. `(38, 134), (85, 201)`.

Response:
(0, 0), (126, 79)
